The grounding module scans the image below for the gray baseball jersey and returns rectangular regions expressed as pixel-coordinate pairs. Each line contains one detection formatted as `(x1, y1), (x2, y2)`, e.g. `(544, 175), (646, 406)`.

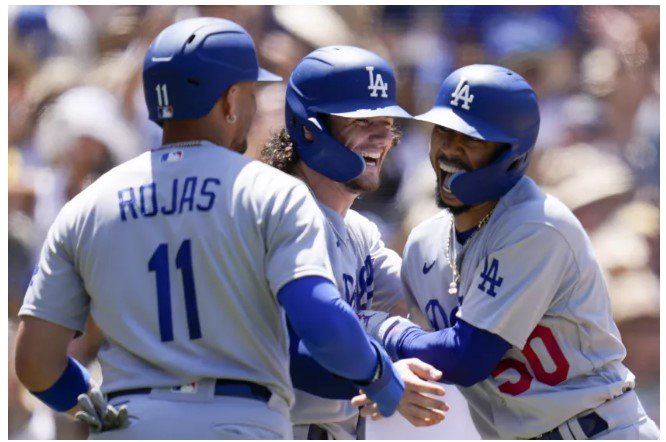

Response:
(402, 176), (634, 439)
(19, 140), (334, 408)
(291, 202), (403, 439)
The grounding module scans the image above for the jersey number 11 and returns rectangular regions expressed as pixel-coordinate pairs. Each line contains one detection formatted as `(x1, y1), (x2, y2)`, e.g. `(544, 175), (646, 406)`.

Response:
(148, 239), (202, 342)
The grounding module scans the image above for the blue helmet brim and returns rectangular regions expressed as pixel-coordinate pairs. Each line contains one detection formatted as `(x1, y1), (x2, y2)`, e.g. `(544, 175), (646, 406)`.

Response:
(257, 68), (282, 82)
(415, 107), (516, 145)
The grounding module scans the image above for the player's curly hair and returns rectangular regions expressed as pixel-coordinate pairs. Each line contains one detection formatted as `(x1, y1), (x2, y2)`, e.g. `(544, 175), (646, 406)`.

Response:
(261, 123), (403, 175)
(261, 127), (300, 175)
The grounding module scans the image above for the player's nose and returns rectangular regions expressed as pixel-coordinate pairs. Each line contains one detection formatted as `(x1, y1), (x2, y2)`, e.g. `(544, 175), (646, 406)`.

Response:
(440, 132), (469, 158)
(368, 120), (393, 145)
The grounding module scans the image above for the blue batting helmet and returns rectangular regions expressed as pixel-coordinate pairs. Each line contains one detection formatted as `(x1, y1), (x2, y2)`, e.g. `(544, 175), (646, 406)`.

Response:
(416, 64), (540, 205)
(286, 46), (412, 183)
(143, 17), (281, 124)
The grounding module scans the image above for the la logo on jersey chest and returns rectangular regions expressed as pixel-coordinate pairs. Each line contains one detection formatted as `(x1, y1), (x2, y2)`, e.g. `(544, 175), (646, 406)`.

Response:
(478, 257), (504, 297)
(342, 255), (375, 311)
(366, 66), (388, 98)
(450, 77), (474, 110)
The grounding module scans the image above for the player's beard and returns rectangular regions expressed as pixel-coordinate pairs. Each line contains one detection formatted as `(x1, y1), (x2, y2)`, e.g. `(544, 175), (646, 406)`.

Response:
(343, 162), (382, 194)
(435, 181), (472, 215)
(344, 174), (380, 194)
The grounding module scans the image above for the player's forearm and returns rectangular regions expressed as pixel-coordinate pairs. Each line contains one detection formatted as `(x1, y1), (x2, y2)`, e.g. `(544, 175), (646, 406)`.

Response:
(395, 320), (511, 387)
(278, 276), (377, 381)
(288, 322), (360, 399)
(15, 349), (69, 392)
(15, 317), (91, 414)
(362, 311), (511, 387)
(15, 317), (72, 391)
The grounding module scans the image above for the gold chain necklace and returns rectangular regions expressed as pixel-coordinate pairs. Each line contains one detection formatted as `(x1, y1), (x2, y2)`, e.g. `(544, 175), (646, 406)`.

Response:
(445, 205), (496, 296)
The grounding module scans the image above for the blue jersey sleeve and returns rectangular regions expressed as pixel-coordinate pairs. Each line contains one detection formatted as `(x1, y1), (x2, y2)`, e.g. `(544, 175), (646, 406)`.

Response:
(396, 319), (511, 387)
(287, 321), (359, 399)
(278, 276), (376, 382)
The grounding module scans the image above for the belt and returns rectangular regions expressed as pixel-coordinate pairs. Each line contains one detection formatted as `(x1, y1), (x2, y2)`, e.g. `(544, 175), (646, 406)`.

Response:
(532, 387), (631, 440)
(106, 379), (271, 403)
(533, 411), (609, 439)
(306, 424), (329, 440)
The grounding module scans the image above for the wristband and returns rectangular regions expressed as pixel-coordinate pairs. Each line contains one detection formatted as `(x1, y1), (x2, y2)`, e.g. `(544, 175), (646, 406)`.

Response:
(31, 356), (91, 412)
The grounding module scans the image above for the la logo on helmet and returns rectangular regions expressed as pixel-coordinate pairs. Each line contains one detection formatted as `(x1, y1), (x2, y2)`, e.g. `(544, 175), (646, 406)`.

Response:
(366, 66), (388, 98)
(450, 77), (474, 110)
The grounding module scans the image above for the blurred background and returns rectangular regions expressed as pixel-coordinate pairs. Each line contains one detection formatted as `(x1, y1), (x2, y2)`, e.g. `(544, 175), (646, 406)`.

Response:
(7, 5), (659, 439)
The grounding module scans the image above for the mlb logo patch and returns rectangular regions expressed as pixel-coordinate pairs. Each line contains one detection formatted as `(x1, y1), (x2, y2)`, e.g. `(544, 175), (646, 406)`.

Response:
(171, 382), (197, 394)
(161, 150), (184, 163)
(157, 105), (174, 119)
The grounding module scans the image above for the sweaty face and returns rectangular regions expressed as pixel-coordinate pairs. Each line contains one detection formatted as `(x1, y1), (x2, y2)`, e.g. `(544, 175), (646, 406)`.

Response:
(430, 125), (506, 213)
(328, 115), (395, 193)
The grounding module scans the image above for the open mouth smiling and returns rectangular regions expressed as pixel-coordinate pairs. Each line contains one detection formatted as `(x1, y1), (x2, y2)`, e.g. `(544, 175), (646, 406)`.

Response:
(438, 158), (465, 192)
(361, 151), (381, 166)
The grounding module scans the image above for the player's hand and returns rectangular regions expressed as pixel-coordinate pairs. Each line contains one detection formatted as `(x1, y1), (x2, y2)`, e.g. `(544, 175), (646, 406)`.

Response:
(352, 358), (449, 427)
(75, 388), (129, 433)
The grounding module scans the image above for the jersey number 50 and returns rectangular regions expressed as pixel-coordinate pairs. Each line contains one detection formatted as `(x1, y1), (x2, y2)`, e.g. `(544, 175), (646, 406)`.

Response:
(491, 325), (570, 395)
(148, 240), (202, 342)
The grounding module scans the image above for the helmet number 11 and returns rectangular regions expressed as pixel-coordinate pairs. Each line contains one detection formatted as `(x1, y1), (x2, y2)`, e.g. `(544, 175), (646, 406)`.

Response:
(156, 84), (170, 106)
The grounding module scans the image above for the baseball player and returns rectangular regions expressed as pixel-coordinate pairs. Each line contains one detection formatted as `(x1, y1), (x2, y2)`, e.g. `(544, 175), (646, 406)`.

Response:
(14, 18), (405, 439)
(262, 46), (449, 439)
(354, 65), (660, 439)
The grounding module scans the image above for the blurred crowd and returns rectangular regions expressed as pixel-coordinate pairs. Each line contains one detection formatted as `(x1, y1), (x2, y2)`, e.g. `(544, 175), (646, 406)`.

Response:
(7, 5), (659, 439)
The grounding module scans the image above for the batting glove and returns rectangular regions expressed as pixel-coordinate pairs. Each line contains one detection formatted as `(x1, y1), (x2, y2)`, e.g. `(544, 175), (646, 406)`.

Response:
(75, 388), (129, 433)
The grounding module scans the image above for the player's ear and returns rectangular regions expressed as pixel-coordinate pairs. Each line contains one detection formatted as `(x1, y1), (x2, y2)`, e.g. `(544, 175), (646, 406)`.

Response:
(220, 84), (240, 121)
(303, 126), (314, 141)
